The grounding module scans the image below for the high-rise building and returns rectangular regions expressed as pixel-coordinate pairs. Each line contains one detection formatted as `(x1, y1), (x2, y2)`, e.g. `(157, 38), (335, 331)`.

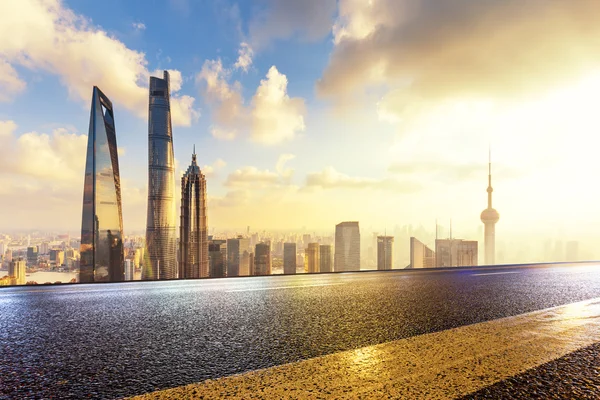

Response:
(377, 236), (394, 270)
(9, 257), (26, 285)
(49, 250), (64, 267)
(26, 246), (38, 266)
(334, 221), (361, 272)
(227, 236), (250, 277)
(283, 243), (296, 274)
(247, 252), (255, 276)
(39, 242), (49, 255)
(254, 242), (271, 276)
(481, 150), (500, 265)
(209, 241), (226, 278)
(124, 259), (134, 281)
(145, 71), (177, 280)
(305, 243), (320, 273)
(179, 149), (209, 279)
(409, 237), (435, 269)
(319, 244), (332, 273)
(435, 239), (478, 267)
(79, 87), (124, 283)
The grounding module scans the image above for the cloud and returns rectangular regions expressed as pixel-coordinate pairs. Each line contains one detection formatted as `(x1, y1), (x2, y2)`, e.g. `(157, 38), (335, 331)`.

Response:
(196, 59), (246, 140)
(251, 66), (306, 145)
(224, 167), (281, 187)
(0, 0), (198, 126)
(248, 0), (337, 50)
(201, 158), (227, 178)
(197, 61), (305, 145)
(0, 60), (26, 102)
(132, 22), (146, 31)
(318, 0), (600, 117)
(209, 190), (250, 208)
(306, 166), (421, 192)
(234, 42), (253, 72)
(275, 153), (295, 177)
(0, 120), (87, 229)
(224, 154), (295, 188)
(388, 160), (522, 183)
(0, 123), (86, 184)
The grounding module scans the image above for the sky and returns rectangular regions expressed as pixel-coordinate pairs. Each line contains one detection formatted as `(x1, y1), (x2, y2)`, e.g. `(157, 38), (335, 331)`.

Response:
(1, 0), (600, 252)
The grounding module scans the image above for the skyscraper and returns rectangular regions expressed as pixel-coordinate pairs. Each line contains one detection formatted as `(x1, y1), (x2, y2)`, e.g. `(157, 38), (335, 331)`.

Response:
(254, 242), (271, 276)
(283, 243), (296, 274)
(435, 239), (478, 267)
(26, 246), (38, 267)
(480, 150), (500, 265)
(145, 71), (177, 280)
(80, 86), (124, 283)
(209, 241), (226, 278)
(227, 236), (250, 277)
(305, 243), (320, 273)
(409, 237), (435, 269)
(334, 222), (361, 272)
(9, 258), (25, 285)
(377, 236), (394, 270)
(179, 149), (209, 279)
(319, 244), (332, 273)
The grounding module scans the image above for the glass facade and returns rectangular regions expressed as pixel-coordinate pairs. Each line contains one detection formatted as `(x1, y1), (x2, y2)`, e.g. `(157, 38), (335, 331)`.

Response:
(283, 242), (296, 274)
(179, 151), (209, 279)
(80, 87), (124, 283)
(145, 71), (177, 280)
(334, 222), (361, 272)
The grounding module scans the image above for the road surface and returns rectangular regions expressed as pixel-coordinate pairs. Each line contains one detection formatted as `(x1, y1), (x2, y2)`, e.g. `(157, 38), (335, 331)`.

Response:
(1, 263), (599, 399)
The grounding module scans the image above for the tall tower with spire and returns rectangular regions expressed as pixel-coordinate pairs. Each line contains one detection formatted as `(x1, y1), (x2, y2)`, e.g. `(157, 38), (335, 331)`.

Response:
(480, 149), (500, 265)
(179, 146), (209, 278)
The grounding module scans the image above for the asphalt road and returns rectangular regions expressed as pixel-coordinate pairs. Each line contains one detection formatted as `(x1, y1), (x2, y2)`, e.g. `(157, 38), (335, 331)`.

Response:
(1, 263), (600, 399)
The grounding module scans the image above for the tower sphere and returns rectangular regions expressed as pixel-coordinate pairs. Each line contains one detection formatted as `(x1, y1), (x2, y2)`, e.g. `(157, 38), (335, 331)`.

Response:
(481, 208), (500, 224)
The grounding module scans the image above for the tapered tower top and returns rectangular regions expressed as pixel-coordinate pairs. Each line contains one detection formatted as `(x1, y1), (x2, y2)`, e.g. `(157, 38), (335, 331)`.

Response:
(481, 147), (500, 224)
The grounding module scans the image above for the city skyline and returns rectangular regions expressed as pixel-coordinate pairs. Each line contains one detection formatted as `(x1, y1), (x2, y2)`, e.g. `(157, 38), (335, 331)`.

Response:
(1, 1), (600, 257)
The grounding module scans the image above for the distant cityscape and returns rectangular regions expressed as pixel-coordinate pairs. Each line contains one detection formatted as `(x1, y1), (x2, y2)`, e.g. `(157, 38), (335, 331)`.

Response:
(0, 72), (589, 286)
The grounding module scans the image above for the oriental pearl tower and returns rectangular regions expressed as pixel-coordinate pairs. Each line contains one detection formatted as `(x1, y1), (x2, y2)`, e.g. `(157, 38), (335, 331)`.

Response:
(481, 150), (500, 265)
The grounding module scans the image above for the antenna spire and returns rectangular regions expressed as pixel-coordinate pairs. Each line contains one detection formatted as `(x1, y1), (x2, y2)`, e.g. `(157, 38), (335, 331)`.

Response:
(487, 145), (493, 208)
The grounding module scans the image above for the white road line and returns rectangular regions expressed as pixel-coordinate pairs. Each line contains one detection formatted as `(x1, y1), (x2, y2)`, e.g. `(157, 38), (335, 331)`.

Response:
(133, 297), (600, 400)
(226, 283), (345, 292)
(472, 271), (522, 276)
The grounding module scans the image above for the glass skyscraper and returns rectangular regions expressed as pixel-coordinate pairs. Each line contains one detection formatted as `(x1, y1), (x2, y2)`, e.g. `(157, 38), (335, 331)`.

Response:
(80, 86), (124, 283)
(145, 71), (177, 280)
(179, 150), (209, 279)
(334, 221), (361, 272)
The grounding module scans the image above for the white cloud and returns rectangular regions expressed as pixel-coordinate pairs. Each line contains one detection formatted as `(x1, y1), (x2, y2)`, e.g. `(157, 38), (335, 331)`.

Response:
(0, 124), (86, 184)
(275, 153), (295, 177)
(132, 22), (146, 31)
(0, 0), (198, 126)
(225, 166), (281, 187)
(196, 59), (246, 140)
(0, 60), (26, 102)
(250, 66), (306, 145)
(201, 158), (227, 178)
(224, 154), (295, 187)
(209, 190), (250, 208)
(306, 166), (421, 192)
(197, 61), (305, 145)
(234, 42), (253, 72)
(319, 0), (600, 118)
(248, 0), (337, 50)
